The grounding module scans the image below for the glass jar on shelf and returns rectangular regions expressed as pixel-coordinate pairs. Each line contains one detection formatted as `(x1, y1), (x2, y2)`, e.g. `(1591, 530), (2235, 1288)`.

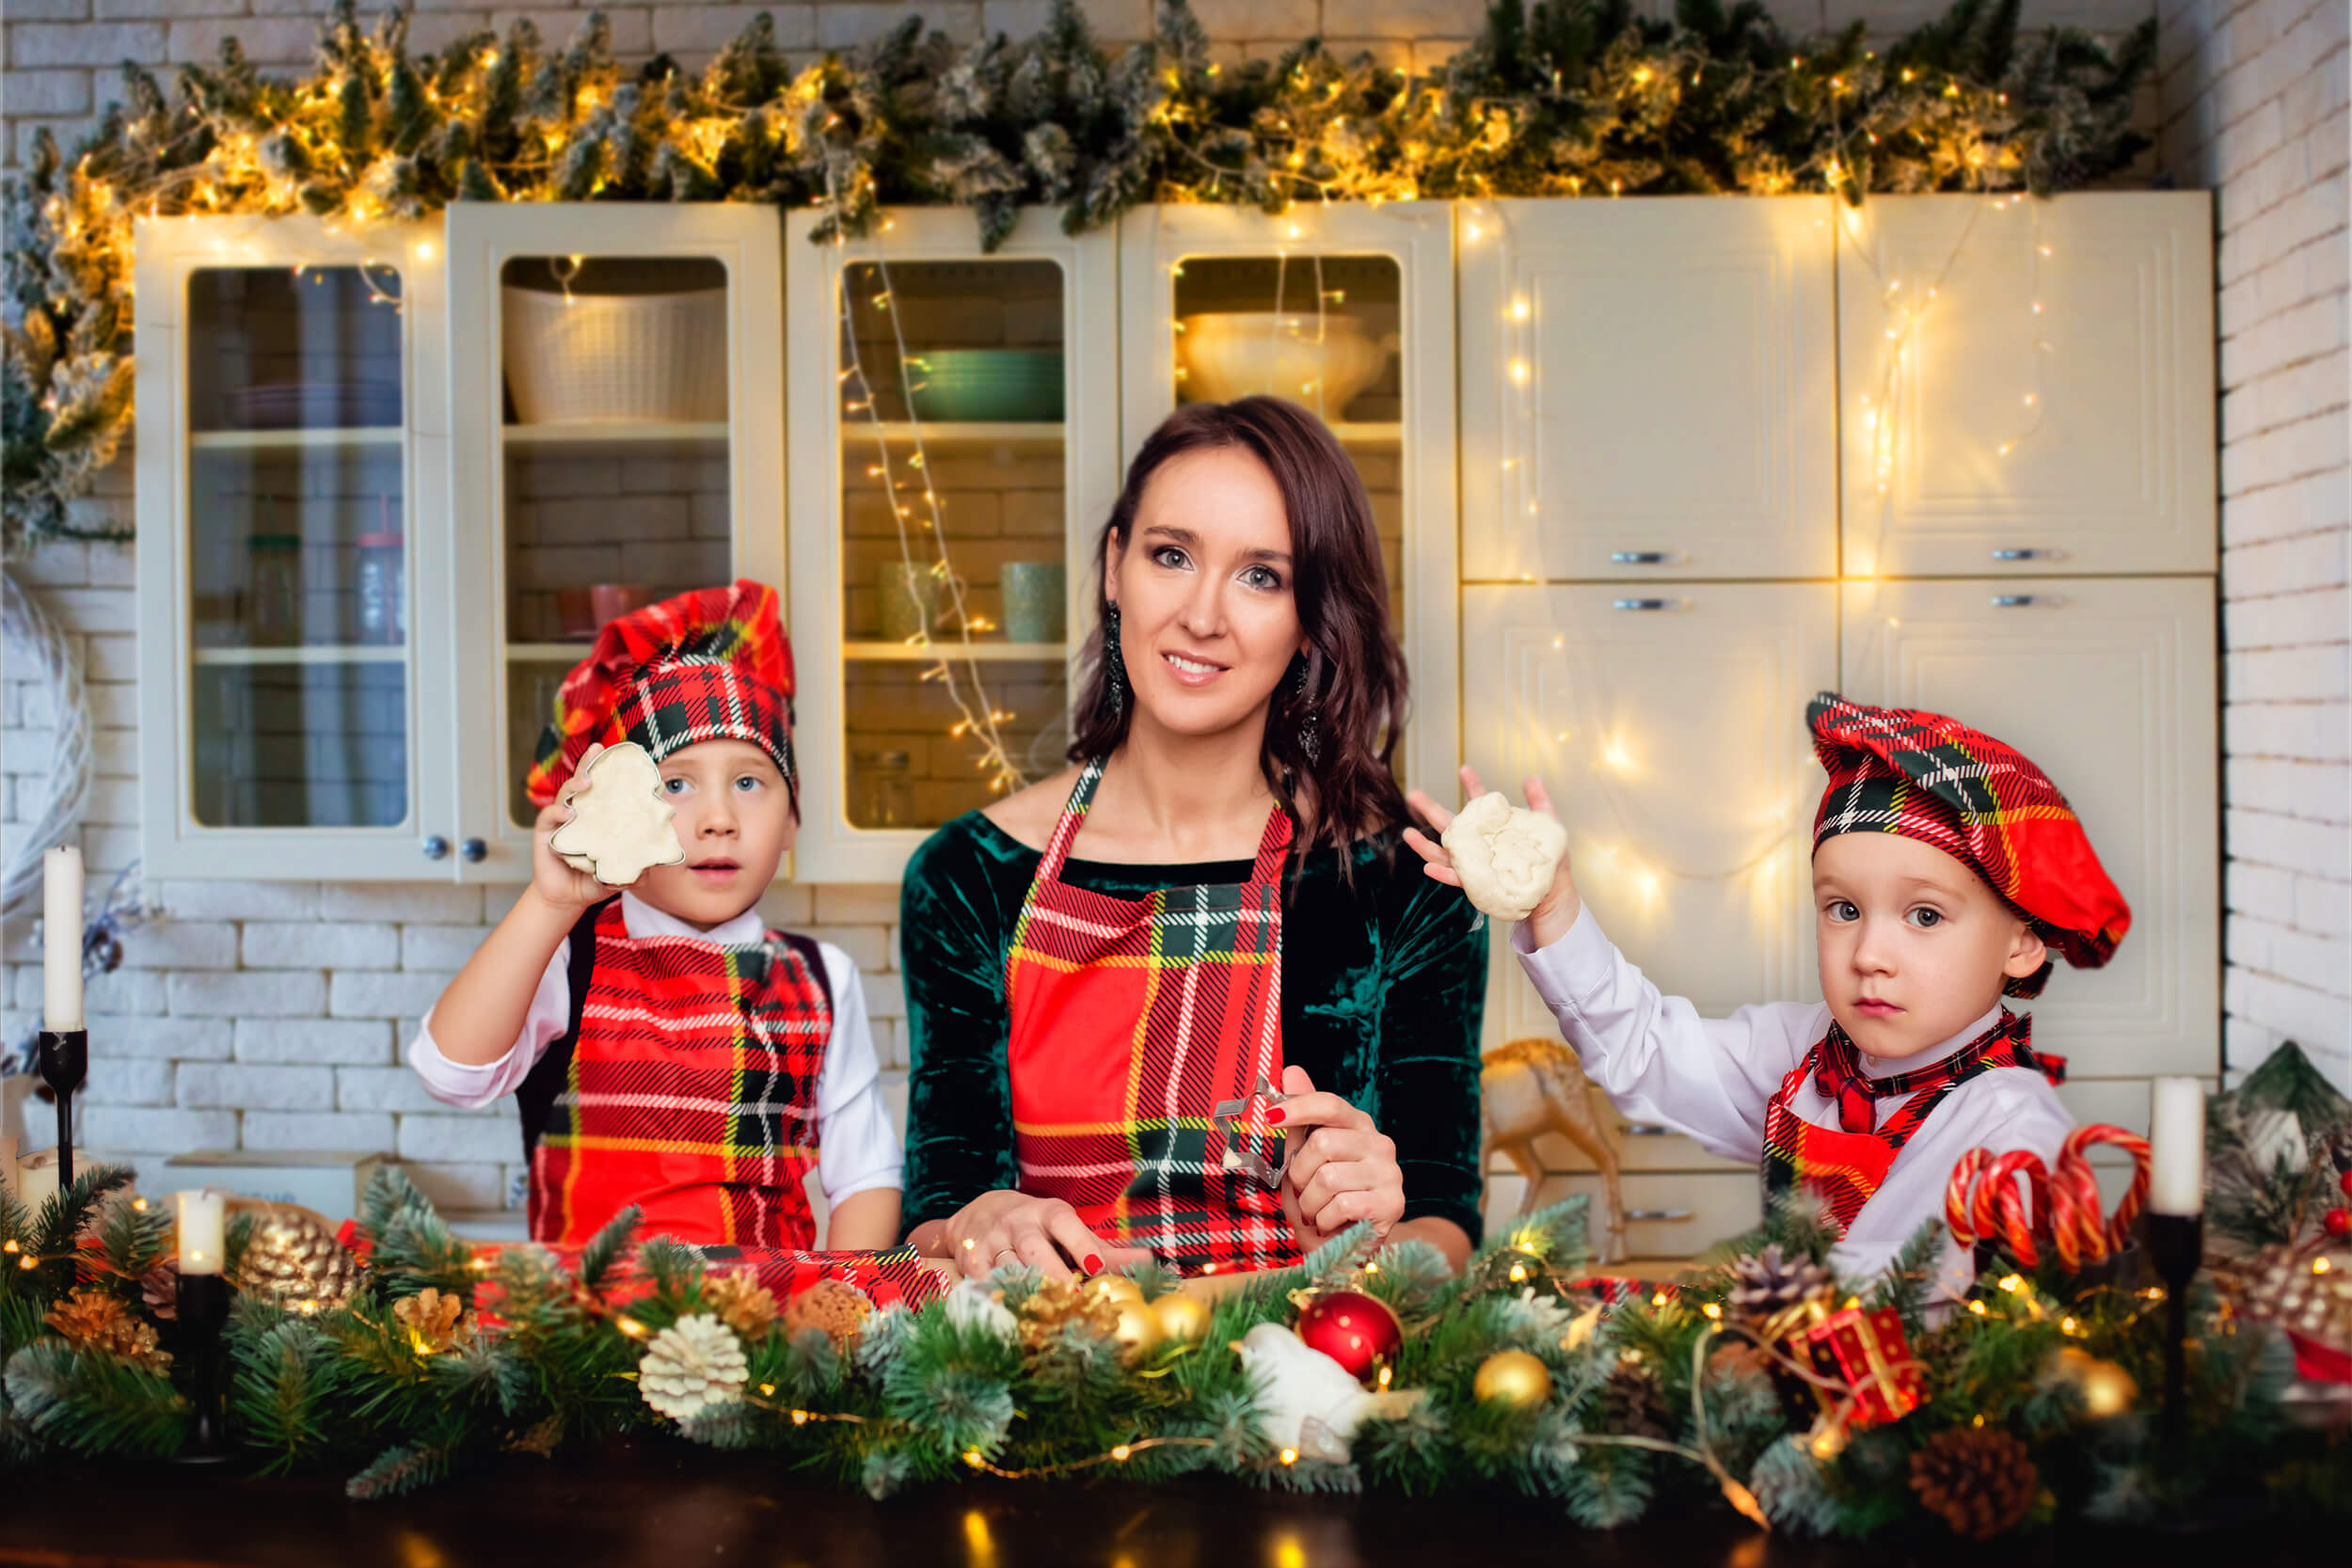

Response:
(850, 750), (914, 829)
(355, 525), (405, 645)
(246, 532), (304, 646)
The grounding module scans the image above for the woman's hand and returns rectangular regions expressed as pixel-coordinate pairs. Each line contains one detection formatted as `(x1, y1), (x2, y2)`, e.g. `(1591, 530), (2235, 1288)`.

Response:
(935, 1189), (1153, 1282)
(1276, 1066), (1406, 1247)
(532, 743), (624, 915)
(1404, 765), (1581, 950)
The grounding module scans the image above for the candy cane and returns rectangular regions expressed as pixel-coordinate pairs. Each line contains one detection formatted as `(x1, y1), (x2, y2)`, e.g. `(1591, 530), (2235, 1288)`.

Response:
(1947, 1148), (2047, 1266)
(1946, 1127), (2153, 1274)
(2059, 1125), (2151, 1253)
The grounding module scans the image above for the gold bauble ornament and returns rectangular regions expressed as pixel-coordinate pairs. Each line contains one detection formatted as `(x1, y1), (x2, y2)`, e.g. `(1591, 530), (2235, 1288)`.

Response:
(1472, 1349), (1552, 1409)
(230, 1201), (362, 1315)
(1089, 1274), (1146, 1306)
(2047, 1345), (2137, 1419)
(1109, 1296), (1166, 1364)
(1150, 1291), (1212, 1346)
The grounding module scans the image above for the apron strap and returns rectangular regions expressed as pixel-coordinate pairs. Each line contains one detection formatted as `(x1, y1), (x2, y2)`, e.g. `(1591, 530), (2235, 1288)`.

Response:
(1034, 758), (1107, 884)
(1247, 798), (1295, 886)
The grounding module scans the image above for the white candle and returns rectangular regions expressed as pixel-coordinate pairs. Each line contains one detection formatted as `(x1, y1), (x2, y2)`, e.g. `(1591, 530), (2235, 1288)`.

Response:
(2148, 1077), (2207, 1216)
(178, 1188), (227, 1275)
(42, 845), (84, 1031)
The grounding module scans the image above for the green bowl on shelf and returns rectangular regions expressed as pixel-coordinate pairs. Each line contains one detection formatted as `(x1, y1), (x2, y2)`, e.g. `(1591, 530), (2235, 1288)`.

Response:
(905, 350), (1064, 423)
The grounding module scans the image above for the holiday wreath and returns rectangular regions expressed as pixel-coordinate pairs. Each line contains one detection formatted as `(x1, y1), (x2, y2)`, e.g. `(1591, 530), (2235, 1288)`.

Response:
(3, 0), (2156, 555)
(2, 1045), (2346, 1538)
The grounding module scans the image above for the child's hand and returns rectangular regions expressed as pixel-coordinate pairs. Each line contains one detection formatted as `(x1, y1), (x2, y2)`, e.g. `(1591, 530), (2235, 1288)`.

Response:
(1404, 766), (1581, 948)
(532, 743), (624, 915)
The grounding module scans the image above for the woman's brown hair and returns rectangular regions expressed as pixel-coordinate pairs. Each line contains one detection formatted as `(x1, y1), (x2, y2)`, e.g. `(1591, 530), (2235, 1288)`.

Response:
(1067, 397), (1411, 858)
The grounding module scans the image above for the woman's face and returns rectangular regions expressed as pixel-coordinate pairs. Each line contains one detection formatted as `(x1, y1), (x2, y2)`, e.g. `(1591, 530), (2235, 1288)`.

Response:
(1107, 446), (1307, 742)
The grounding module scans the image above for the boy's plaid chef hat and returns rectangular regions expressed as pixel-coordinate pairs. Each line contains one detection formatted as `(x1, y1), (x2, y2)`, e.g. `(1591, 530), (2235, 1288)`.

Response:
(1808, 691), (2128, 999)
(525, 579), (796, 816)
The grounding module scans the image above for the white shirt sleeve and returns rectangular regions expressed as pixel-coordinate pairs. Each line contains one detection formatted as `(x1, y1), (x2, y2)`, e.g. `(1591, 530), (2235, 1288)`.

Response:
(1511, 905), (1828, 1166)
(814, 942), (904, 1207)
(406, 938), (572, 1109)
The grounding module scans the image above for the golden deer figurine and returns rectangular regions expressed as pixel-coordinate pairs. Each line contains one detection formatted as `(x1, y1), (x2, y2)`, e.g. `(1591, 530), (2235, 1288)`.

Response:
(1482, 1037), (1627, 1264)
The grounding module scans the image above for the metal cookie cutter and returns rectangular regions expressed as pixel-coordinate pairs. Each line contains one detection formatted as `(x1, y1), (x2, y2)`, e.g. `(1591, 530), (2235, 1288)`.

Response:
(1211, 1074), (1292, 1186)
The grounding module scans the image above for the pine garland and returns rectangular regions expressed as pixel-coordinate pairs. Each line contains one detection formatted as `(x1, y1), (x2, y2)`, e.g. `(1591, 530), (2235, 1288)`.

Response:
(1, 0), (2153, 555)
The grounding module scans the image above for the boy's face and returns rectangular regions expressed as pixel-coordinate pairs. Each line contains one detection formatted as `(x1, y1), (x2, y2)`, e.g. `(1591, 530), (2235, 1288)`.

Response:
(1810, 832), (2048, 1061)
(631, 739), (795, 930)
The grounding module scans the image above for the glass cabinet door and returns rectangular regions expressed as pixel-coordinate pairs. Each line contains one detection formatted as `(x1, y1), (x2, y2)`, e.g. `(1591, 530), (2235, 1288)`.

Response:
(134, 216), (453, 879)
(787, 210), (1120, 882)
(1118, 205), (1457, 797)
(445, 206), (785, 878)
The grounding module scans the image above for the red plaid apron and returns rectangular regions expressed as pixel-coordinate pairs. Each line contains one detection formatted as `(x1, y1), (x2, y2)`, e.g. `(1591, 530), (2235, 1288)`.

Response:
(1004, 759), (1302, 1275)
(523, 899), (827, 1251)
(1761, 1010), (2062, 1238)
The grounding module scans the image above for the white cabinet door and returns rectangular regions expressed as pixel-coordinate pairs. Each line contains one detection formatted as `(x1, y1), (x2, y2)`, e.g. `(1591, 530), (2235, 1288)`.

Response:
(787, 208), (1120, 884)
(1464, 584), (1837, 1043)
(1839, 578), (2219, 1078)
(135, 214), (457, 880)
(444, 204), (786, 881)
(1838, 193), (2217, 578)
(1120, 203), (1458, 796)
(1461, 197), (1838, 583)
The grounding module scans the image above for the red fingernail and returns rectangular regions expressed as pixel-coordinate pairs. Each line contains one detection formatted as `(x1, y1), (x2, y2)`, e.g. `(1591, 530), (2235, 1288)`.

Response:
(1084, 1255), (1104, 1274)
(1266, 1108), (1286, 1126)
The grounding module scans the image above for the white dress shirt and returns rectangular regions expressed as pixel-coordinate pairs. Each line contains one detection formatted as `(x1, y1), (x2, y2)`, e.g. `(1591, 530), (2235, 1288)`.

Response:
(1513, 906), (2072, 1301)
(408, 892), (902, 1208)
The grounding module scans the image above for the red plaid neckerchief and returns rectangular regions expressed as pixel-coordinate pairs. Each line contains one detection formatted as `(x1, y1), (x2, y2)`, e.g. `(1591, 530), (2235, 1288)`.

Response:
(526, 579), (797, 811)
(1003, 759), (1301, 1276)
(1808, 693), (2129, 998)
(524, 900), (828, 1251)
(1761, 1009), (2061, 1237)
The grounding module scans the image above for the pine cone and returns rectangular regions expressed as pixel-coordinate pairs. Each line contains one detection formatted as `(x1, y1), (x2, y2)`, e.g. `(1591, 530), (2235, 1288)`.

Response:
(45, 1288), (171, 1372)
(1601, 1359), (1669, 1440)
(706, 1271), (782, 1343)
(1725, 1243), (1832, 1322)
(232, 1202), (363, 1315)
(1910, 1428), (2039, 1540)
(140, 1261), (178, 1322)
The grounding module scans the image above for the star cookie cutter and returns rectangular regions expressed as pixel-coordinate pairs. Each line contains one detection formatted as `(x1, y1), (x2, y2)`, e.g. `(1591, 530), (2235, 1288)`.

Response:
(1211, 1074), (1291, 1186)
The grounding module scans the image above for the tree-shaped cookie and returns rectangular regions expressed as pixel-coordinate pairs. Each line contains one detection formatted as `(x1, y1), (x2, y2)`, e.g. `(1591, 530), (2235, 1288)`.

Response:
(548, 741), (686, 885)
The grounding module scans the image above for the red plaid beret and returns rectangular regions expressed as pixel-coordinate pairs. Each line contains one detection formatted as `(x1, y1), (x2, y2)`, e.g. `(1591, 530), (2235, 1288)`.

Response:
(525, 579), (796, 812)
(1807, 692), (2129, 999)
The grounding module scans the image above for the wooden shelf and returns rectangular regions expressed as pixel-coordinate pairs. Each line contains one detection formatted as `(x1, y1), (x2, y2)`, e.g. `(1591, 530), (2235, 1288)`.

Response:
(503, 421), (728, 452)
(844, 641), (1068, 662)
(507, 641), (596, 661)
(191, 644), (405, 666)
(839, 421), (1064, 451)
(190, 428), (402, 451)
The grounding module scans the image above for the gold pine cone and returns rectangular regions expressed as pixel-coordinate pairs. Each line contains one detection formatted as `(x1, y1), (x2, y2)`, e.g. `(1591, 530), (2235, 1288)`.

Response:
(706, 1271), (782, 1343)
(46, 1288), (171, 1373)
(1017, 1275), (1120, 1352)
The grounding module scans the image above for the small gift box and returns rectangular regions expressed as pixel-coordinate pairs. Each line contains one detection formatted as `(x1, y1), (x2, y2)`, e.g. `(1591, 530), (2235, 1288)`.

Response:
(1802, 1304), (1922, 1428)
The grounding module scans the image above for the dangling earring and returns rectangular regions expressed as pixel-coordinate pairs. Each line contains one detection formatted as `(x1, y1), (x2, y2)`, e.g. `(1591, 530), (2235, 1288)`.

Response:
(1102, 603), (1126, 720)
(1295, 655), (1322, 767)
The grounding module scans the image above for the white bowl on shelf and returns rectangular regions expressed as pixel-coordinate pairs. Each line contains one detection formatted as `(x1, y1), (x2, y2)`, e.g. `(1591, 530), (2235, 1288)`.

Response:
(1176, 312), (1397, 417)
(502, 285), (727, 425)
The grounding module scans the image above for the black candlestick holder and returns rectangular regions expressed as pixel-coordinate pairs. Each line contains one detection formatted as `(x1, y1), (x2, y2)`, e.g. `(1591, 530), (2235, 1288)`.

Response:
(173, 1271), (231, 1465)
(2146, 1211), (2203, 1464)
(36, 1028), (87, 1191)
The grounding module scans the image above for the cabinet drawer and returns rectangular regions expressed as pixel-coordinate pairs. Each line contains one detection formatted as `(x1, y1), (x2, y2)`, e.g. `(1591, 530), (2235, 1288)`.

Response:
(1487, 1171), (1762, 1260)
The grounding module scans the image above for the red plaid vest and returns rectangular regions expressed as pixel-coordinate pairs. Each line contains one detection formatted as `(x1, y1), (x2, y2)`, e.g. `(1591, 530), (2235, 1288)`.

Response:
(519, 898), (830, 1251)
(1760, 1009), (2062, 1237)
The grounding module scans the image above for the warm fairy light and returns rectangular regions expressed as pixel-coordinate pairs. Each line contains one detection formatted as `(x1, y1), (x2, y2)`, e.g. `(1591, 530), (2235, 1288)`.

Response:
(1510, 296), (1531, 321)
(617, 1316), (646, 1338)
(1969, 1300), (1989, 1316)
(1650, 1291), (1668, 1307)
(2060, 1316), (2079, 1335)
(18, 1256), (34, 1271)
(1998, 1275), (2023, 1293)
(1111, 1445), (1132, 1461)
(1702, 1302), (1723, 1320)
(2, 1240), (16, 1254)
(964, 1449), (985, 1467)
(2313, 1259), (2331, 1275)
(1279, 1448), (1298, 1465)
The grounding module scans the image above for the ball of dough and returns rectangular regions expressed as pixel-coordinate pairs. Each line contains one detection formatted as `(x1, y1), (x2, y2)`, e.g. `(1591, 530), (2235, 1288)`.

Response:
(548, 741), (687, 885)
(1439, 791), (1567, 923)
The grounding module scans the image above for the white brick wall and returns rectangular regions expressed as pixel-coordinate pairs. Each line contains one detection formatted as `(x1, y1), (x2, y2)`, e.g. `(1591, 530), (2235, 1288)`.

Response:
(2158, 0), (2351, 1089)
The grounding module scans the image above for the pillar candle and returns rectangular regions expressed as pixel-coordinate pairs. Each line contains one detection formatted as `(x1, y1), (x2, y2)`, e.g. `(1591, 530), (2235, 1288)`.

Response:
(42, 845), (84, 1031)
(2148, 1077), (2207, 1217)
(178, 1188), (227, 1275)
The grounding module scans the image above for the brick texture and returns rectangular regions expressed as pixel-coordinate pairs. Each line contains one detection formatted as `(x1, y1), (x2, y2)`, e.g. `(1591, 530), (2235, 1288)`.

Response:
(2160, 0), (2352, 1089)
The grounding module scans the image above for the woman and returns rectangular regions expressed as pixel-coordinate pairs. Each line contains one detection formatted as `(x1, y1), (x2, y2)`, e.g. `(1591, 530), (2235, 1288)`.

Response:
(900, 397), (1487, 1281)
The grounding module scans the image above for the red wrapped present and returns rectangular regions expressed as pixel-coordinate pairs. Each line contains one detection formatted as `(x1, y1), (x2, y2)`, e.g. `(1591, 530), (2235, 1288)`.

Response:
(1801, 1303), (1922, 1428)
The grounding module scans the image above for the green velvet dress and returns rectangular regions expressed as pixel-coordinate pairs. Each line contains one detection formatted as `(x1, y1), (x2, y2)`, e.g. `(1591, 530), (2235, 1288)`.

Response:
(898, 810), (1491, 1243)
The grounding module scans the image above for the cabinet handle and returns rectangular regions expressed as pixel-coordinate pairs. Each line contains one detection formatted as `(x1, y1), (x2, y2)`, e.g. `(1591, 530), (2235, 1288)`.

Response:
(1612, 597), (1677, 611)
(1989, 594), (2058, 609)
(1610, 550), (1673, 564)
(1626, 1209), (1694, 1222)
(1991, 547), (2064, 562)
(1622, 1123), (1675, 1137)
(421, 835), (450, 861)
(460, 837), (487, 863)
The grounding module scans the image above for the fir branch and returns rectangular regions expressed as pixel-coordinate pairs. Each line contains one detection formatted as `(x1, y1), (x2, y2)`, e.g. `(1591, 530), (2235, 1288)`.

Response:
(573, 1204), (640, 1293)
(345, 1440), (454, 1500)
(3, 1340), (188, 1459)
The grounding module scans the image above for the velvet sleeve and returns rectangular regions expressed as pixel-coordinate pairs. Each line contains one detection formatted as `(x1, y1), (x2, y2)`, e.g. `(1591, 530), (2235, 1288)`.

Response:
(898, 816), (1023, 1233)
(1375, 859), (1489, 1242)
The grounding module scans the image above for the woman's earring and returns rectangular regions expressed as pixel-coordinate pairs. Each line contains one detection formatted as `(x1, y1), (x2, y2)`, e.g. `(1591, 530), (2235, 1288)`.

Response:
(1103, 604), (1125, 719)
(1295, 657), (1321, 767)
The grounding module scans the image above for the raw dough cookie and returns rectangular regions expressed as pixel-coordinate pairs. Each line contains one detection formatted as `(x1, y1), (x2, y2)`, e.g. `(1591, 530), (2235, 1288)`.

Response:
(548, 742), (686, 885)
(1440, 792), (1568, 924)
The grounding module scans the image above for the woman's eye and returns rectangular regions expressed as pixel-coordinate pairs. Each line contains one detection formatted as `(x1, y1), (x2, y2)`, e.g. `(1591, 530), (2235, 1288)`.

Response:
(1908, 907), (1944, 928)
(1826, 900), (1859, 923)
(1152, 546), (1190, 570)
(1241, 564), (1282, 591)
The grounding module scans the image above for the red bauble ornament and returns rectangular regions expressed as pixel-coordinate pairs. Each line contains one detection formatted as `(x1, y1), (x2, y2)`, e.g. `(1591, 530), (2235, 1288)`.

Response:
(2324, 1208), (2351, 1238)
(2339, 1167), (2352, 1197)
(1294, 1290), (1403, 1383)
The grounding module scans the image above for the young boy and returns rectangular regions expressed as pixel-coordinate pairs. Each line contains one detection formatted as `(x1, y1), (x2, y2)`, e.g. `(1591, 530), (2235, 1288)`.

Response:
(1408, 693), (2131, 1296)
(408, 580), (903, 1255)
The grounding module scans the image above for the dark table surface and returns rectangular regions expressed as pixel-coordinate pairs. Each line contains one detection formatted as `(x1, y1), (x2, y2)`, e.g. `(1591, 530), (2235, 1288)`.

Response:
(0, 1441), (2318, 1568)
